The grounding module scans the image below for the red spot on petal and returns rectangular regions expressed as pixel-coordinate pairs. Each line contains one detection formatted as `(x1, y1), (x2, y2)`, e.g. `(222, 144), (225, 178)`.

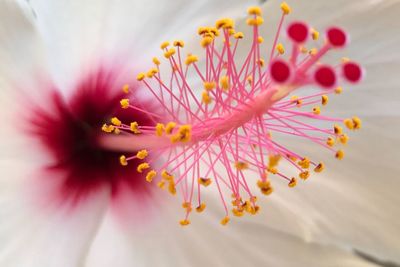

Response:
(314, 65), (337, 88)
(270, 60), (291, 83)
(27, 68), (158, 209)
(287, 22), (309, 43)
(343, 62), (363, 83)
(327, 27), (347, 48)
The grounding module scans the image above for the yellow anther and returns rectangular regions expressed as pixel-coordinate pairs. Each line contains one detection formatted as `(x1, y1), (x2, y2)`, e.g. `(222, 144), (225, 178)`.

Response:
(257, 36), (264, 43)
(220, 216), (230, 226)
(179, 219), (190, 226)
(173, 40), (185, 47)
(101, 123), (115, 133)
(276, 43), (285, 55)
(314, 162), (325, 173)
(215, 18), (234, 29)
(198, 177), (212, 187)
(280, 2), (291, 15)
(247, 75), (253, 85)
(122, 84), (130, 94)
(290, 95), (302, 107)
(155, 123), (164, 137)
(111, 117), (121, 127)
(339, 134), (349, 144)
(300, 46), (308, 54)
(309, 48), (318, 55)
(268, 154), (281, 168)
(157, 180), (165, 189)
(209, 27), (220, 37)
(234, 161), (248, 170)
(130, 122), (141, 134)
(160, 41), (169, 49)
(196, 203), (206, 213)
(257, 180), (273, 195)
(247, 6), (262, 16)
(136, 149), (148, 160)
(120, 98), (129, 109)
(146, 68), (158, 78)
(220, 75), (230, 91)
(164, 48), (176, 59)
(165, 122), (176, 134)
(311, 28), (319, 40)
(267, 167), (278, 174)
(258, 58), (265, 67)
(335, 150), (345, 160)
(234, 32), (244, 39)
(119, 155), (128, 166)
(198, 26), (208, 35)
(288, 177), (297, 187)
(334, 124), (343, 135)
(298, 157), (310, 169)
(172, 124), (192, 143)
(168, 182), (177, 195)
(137, 162), (150, 173)
(182, 202), (192, 213)
(232, 208), (244, 217)
(299, 171), (310, 180)
(114, 128), (120, 135)
(341, 57), (351, 63)
(161, 170), (174, 182)
(152, 57), (160, 65)
(185, 54), (199, 65)
(352, 116), (362, 129)
(246, 16), (264, 26)
(201, 36), (213, 48)
(335, 86), (343, 94)
(344, 118), (354, 130)
(327, 136), (335, 147)
(136, 72), (145, 81)
(312, 106), (321, 115)
(202, 90), (212, 104)
(146, 170), (157, 183)
(203, 81), (216, 91)
(321, 95), (329, 106)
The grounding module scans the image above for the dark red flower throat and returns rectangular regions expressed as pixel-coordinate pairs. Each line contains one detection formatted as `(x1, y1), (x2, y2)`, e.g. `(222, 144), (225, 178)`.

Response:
(29, 69), (154, 205)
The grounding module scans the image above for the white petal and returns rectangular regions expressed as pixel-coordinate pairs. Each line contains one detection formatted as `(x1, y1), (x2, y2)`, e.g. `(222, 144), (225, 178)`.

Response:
(28, 0), (257, 91)
(0, 171), (109, 267)
(84, 194), (378, 267)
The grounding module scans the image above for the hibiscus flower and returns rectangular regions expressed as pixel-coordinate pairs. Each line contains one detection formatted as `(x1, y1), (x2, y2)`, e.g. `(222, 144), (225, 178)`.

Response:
(0, 0), (399, 267)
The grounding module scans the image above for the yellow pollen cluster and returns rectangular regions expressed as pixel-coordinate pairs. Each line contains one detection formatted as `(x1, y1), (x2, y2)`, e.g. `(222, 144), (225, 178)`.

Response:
(130, 122), (140, 134)
(246, 16), (264, 26)
(215, 18), (234, 29)
(203, 81), (216, 91)
(276, 43), (285, 55)
(298, 157), (310, 169)
(314, 162), (325, 173)
(170, 124), (192, 143)
(136, 72), (145, 81)
(202, 90), (212, 104)
(161, 170), (176, 195)
(280, 2), (291, 14)
(247, 6), (262, 16)
(234, 161), (249, 170)
(321, 95), (329, 105)
(198, 177), (212, 187)
(288, 177), (297, 187)
(101, 123), (115, 133)
(257, 179), (273, 195)
(173, 40), (185, 47)
(196, 203), (206, 213)
(136, 149), (148, 160)
(146, 68), (158, 78)
(120, 98), (129, 109)
(311, 28), (320, 40)
(155, 123), (164, 136)
(146, 170), (157, 183)
(312, 106), (321, 115)
(111, 117), (121, 126)
(299, 171), (310, 180)
(344, 116), (362, 130)
(122, 84), (130, 93)
(335, 150), (345, 160)
(335, 86), (343, 94)
(164, 48), (176, 59)
(152, 57), (161, 65)
(220, 75), (230, 91)
(160, 41), (169, 49)
(234, 32), (244, 39)
(119, 155), (128, 166)
(185, 54), (198, 65)
(137, 162), (150, 173)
